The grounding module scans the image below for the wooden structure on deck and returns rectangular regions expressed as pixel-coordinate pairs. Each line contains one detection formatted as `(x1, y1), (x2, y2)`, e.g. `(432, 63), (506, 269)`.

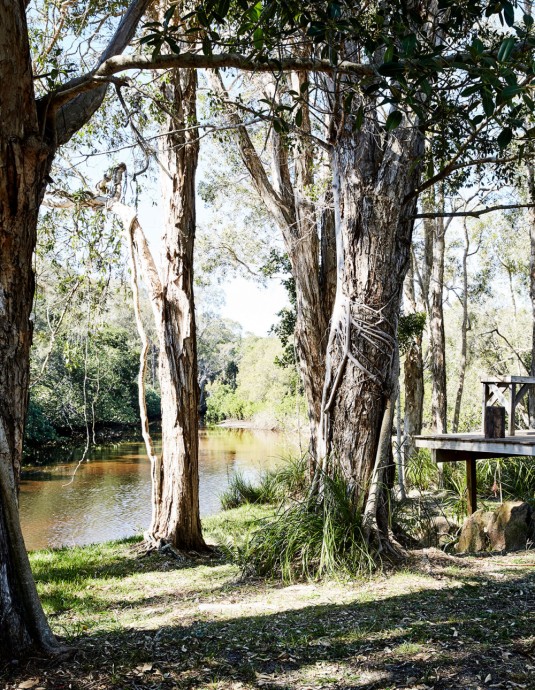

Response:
(415, 376), (535, 515)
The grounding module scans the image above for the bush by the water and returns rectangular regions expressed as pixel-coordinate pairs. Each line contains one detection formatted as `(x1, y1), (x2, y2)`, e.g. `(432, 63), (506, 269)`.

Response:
(220, 456), (308, 510)
(220, 472), (278, 510)
(223, 468), (374, 582)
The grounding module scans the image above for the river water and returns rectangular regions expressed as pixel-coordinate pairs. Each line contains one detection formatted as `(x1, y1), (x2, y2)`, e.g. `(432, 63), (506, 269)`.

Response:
(19, 427), (296, 551)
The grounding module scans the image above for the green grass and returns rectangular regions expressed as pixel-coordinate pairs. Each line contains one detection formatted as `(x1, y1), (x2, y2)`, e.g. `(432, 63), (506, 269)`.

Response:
(10, 532), (533, 690)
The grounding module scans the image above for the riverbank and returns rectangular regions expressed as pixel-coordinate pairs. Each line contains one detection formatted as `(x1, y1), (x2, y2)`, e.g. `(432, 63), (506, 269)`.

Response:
(3, 505), (534, 690)
(23, 423), (150, 464)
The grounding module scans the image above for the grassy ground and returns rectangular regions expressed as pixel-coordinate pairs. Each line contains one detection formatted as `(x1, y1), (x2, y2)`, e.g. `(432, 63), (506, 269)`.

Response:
(2, 505), (534, 690)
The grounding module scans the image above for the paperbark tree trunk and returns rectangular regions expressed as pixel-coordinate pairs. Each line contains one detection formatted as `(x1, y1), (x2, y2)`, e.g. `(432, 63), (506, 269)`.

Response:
(146, 67), (206, 550)
(208, 71), (334, 469)
(0, 0), (67, 659)
(424, 195), (447, 485)
(403, 340), (424, 460)
(426, 199), (448, 435)
(452, 221), (470, 433)
(318, 84), (423, 547)
(528, 164), (535, 427)
(52, 168), (207, 552)
(0, 177), (62, 659)
(0, 0), (149, 658)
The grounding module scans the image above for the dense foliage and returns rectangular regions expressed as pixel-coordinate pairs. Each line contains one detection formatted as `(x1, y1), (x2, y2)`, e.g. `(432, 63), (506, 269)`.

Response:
(205, 335), (306, 429)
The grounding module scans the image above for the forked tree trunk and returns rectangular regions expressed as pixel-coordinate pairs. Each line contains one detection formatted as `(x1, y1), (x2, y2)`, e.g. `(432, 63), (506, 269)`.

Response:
(318, 91), (423, 548)
(147, 67), (206, 550)
(208, 70), (335, 470)
(0, 0), (64, 659)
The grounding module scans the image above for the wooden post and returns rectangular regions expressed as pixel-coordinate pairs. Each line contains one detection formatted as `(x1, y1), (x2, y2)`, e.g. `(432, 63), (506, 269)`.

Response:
(509, 383), (516, 436)
(466, 458), (477, 515)
(482, 383), (489, 432)
(484, 406), (505, 438)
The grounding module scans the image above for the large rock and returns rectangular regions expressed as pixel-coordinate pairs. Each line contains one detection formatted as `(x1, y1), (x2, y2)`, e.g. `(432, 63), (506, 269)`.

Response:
(456, 509), (493, 553)
(418, 515), (457, 548)
(456, 502), (535, 553)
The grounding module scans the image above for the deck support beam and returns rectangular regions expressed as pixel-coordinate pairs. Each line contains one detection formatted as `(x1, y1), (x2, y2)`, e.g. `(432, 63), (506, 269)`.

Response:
(416, 427), (535, 516)
(466, 458), (477, 515)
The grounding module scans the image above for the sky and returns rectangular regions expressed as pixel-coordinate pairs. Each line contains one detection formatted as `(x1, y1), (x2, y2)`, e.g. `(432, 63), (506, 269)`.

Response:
(136, 182), (288, 338)
(220, 277), (288, 336)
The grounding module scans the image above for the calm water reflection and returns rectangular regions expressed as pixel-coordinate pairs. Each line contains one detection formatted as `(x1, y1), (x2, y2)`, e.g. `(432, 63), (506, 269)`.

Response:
(19, 428), (295, 551)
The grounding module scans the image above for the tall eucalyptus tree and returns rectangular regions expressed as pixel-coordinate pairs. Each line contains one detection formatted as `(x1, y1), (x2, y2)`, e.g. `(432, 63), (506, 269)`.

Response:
(0, 0), (150, 659)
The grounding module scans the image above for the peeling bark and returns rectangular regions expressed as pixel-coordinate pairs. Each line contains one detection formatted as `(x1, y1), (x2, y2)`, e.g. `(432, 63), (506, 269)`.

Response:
(146, 67), (206, 550)
(316, 53), (424, 549)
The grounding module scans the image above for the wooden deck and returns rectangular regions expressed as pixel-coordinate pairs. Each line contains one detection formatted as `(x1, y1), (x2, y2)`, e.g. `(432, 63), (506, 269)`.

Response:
(414, 431), (535, 515)
(415, 431), (535, 459)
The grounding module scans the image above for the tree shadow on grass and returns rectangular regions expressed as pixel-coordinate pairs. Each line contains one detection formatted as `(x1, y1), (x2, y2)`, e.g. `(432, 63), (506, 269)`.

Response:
(6, 565), (534, 689)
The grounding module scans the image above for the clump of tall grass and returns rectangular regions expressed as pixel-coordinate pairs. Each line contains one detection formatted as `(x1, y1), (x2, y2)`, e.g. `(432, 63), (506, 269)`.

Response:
(227, 472), (375, 582)
(220, 472), (277, 510)
(476, 457), (535, 501)
(219, 455), (309, 510)
(404, 449), (438, 492)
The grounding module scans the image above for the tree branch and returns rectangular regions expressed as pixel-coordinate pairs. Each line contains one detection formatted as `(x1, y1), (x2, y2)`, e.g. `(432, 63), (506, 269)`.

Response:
(206, 70), (295, 230)
(413, 202), (535, 219)
(52, 0), (152, 146)
(44, 52), (375, 117)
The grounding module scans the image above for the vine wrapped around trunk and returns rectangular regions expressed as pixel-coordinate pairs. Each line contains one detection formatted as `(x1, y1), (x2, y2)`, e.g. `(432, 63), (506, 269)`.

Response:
(317, 82), (424, 552)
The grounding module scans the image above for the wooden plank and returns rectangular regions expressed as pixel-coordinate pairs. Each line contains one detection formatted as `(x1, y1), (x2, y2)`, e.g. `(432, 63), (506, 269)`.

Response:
(481, 376), (535, 384)
(466, 458), (477, 515)
(487, 383), (509, 409)
(414, 437), (535, 455)
(415, 431), (535, 441)
(435, 449), (514, 462)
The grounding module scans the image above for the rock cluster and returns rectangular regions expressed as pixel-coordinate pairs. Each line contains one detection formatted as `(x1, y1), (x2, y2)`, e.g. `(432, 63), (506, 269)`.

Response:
(456, 501), (535, 553)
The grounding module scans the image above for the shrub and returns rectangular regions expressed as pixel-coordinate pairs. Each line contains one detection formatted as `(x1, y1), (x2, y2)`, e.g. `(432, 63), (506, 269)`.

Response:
(220, 472), (277, 510)
(145, 387), (161, 420)
(219, 455), (309, 511)
(404, 449), (438, 491)
(25, 398), (58, 446)
(227, 472), (375, 581)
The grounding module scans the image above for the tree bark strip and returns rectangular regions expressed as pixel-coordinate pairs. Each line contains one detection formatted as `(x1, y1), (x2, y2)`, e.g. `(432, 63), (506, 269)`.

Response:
(147, 67), (206, 550)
